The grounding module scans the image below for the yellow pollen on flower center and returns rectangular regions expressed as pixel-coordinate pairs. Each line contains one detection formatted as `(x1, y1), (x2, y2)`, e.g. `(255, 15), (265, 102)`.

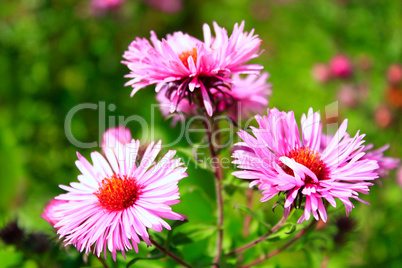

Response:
(95, 174), (141, 211)
(178, 48), (197, 69)
(282, 147), (329, 183)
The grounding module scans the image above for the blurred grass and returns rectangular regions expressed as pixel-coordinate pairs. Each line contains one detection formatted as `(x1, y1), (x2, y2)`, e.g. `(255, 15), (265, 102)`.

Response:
(0, 0), (401, 267)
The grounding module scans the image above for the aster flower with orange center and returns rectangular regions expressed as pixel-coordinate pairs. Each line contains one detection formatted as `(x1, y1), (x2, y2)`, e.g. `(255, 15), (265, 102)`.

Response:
(232, 108), (379, 223)
(49, 135), (187, 260)
(122, 21), (263, 116)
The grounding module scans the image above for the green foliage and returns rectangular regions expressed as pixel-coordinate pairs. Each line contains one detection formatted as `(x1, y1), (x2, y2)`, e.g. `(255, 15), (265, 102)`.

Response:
(0, 0), (401, 267)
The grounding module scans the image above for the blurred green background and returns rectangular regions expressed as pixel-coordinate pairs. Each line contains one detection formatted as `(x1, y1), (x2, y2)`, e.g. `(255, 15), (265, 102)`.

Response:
(0, 0), (401, 267)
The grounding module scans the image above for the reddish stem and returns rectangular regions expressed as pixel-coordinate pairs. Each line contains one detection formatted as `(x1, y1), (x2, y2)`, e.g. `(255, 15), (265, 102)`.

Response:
(243, 189), (254, 237)
(204, 120), (224, 265)
(150, 238), (191, 268)
(239, 220), (317, 268)
(227, 213), (289, 256)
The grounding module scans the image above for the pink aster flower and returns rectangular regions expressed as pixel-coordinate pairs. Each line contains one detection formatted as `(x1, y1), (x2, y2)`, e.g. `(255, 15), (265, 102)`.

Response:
(156, 73), (271, 123)
(51, 139), (187, 260)
(232, 108), (379, 223)
(122, 21), (263, 116)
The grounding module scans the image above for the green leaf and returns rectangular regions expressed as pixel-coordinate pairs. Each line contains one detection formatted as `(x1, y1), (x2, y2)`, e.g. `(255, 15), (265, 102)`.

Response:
(285, 223), (297, 234)
(172, 225), (218, 245)
(126, 252), (165, 268)
(266, 223), (299, 242)
(165, 219), (188, 248)
(176, 146), (212, 172)
(235, 204), (271, 230)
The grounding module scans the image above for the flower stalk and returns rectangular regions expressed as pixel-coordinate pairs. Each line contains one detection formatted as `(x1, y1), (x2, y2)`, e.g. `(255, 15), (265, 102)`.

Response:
(227, 210), (290, 256)
(239, 219), (317, 268)
(150, 238), (192, 268)
(202, 117), (225, 264)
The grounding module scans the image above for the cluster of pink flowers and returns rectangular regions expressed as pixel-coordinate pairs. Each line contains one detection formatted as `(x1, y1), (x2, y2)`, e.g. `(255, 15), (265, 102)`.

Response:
(43, 21), (400, 262)
(312, 54), (353, 83)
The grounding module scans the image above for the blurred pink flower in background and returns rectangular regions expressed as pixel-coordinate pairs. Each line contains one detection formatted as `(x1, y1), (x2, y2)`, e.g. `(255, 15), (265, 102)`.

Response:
(312, 63), (331, 83)
(337, 84), (359, 109)
(232, 108), (378, 223)
(374, 104), (393, 129)
(102, 126), (132, 150)
(123, 21), (263, 116)
(387, 64), (402, 85)
(356, 83), (369, 101)
(397, 166), (402, 187)
(145, 0), (183, 13)
(91, 0), (125, 15)
(330, 54), (353, 78)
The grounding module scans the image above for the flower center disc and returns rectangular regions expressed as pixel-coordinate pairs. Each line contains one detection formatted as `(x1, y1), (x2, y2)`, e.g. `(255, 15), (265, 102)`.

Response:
(178, 48), (197, 69)
(95, 174), (141, 211)
(283, 147), (329, 182)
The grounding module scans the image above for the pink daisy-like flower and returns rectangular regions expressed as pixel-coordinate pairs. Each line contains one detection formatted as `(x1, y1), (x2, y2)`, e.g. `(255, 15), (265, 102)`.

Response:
(232, 108), (379, 223)
(156, 72), (271, 123)
(51, 138), (187, 260)
(122, 21), (263, 116)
